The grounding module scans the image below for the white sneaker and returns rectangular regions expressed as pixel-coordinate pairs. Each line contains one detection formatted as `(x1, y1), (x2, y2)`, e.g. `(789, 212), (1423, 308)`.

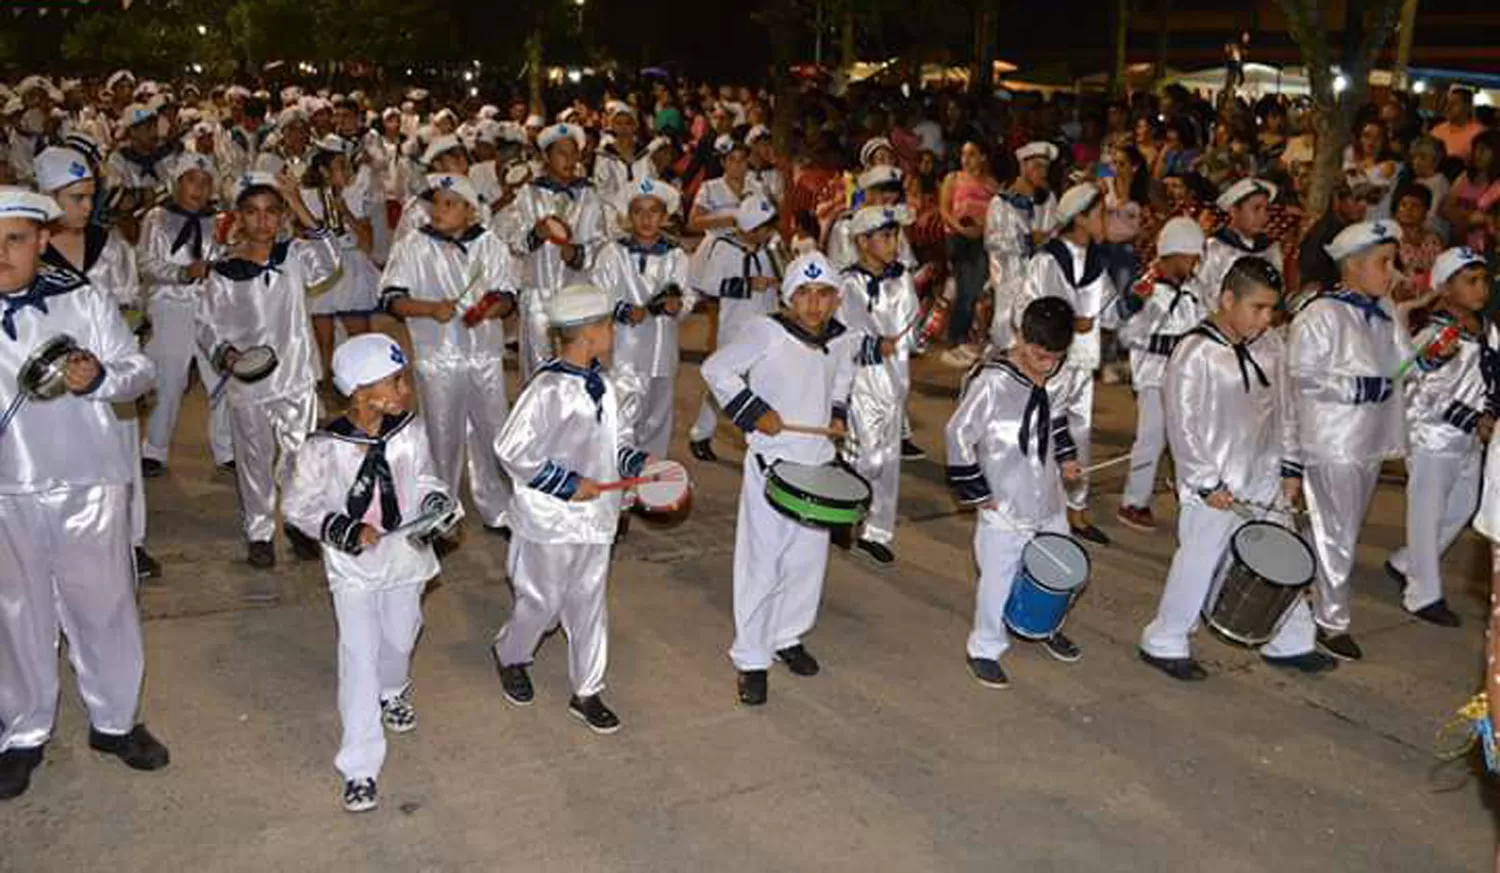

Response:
(342, 777), (378, 813)
(380, 688), (416, 733)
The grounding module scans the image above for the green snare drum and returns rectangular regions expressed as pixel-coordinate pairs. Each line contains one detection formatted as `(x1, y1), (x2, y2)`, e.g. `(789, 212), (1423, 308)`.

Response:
(764, 460), (872, 528)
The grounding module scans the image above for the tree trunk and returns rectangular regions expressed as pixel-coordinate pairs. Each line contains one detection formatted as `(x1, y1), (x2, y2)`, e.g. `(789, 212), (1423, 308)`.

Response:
(526, 27), (543, 115)
(1393, 0), (1419, 88)
(1111, 0), (1129, 97)
(1154, 0), (1171, 84)
(840, 7), (855, 72)
(765, 0), (800, 154)
(970, 0), (994, 95)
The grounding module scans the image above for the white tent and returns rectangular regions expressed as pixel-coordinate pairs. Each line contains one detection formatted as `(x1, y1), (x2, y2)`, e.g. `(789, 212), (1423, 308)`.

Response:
(1165, 63), (1310, 98)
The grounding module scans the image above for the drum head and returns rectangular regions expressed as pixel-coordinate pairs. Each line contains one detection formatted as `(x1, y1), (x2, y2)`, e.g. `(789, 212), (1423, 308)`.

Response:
(771, 462), (872, 505)
(1232, 521), (1315, 587)
(231, 346), (278, 382)
(1022, 533), (1091, 592)
(635, 459), (690, 511)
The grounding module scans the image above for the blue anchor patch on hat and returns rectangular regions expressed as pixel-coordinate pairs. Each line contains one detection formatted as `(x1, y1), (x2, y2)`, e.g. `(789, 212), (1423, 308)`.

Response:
(805, 262), (823, 279)
(67, 162), (86, 179)
(389, 344), (407, 366)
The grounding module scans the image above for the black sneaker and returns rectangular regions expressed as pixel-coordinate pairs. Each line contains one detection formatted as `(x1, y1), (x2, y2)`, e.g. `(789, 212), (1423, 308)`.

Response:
(140, 458), (166, 478)
(568, 695), (622, 735)
(1262, 651), (1339, 674)
(775, 644), (820, 676)
(496, 659), (534, 707)
(342, 777), (378, 813)
(1138, 649), (1208, 681)
(1412, 599), (1462, 628)
(900, 438), (926, 461)
(1383, 560), (1407, 589)
(134, 547), (162, 580)
(88, 724), (169, 771)
(1316, 631), (1363, 661)
(614, 514), (631, 543)
(967, 657), (1009, 689)
(0, 746), (44, 800)
(215, 460), (237, 476)
(855, 538), (896, 565)
(689, 439), (717, 462)
(247, 540), (275, 570)
(1041, 631), (1082, 663)
(287, 527), (321, 561)
(484, 524), (512, 541)
(1070, 523), (1111, 546)
(737, 669), (768, 706)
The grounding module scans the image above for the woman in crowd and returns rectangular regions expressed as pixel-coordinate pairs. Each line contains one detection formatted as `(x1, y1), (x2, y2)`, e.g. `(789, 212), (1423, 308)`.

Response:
(937, 139), (998, 364)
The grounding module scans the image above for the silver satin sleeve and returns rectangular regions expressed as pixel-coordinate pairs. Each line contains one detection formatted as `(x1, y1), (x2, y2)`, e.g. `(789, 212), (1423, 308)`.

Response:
(1017, 249), (1114, 370)
(1473, 433), (1500, 541)
(137, 208), (220, 305)
(90, 232), (141, 310)
(984, 196), (1029, 293)
(592, 243), (693, 379)
(493, 371), (629, 545)
(502, 183), (608, 373)
(1185, 238), (1284, 312)
(1288, 297), (1406, 464)
(838, 270), (919, 466)
(379, 229), (516, 362)
(826, 216), (856, 270)
(592, 154), (631, 208)
(1404, 323), (1496, 457)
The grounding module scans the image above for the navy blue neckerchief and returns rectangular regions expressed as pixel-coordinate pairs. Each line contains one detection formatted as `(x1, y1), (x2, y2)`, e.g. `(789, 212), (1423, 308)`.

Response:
(323, 411), (413, 532)
(540, 357), (607, 421)
(620, 236), (674, 273)
(1321, 287), (1391, 324)
(1188, 319), (1269, 392)
(1213, 227), (1272, 254)
(1, 265), (87, 341)
(418, 223), (487, 255)
(991, 353), (1060, 459)
(718, 235), (767, 283)
(532, 175), (591, 200)
(117, 143), (177, 183)
(229, 126), (251, 154)
(844, 261), (905, 312)
(1043, 237), (1105, 289)
(164, 202), (217, 260)
(1157, 274), (1194, 318)
(41, 224), (110, 275)
(771, 312), (847, 354)
(212, 239), (293, 284)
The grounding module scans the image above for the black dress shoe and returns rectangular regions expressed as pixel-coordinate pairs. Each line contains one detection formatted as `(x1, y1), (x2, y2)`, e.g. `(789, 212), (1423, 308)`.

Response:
(900, 438), (926, 461)
(496, 660), (534, 707)
(737, 669), (768, 706)
(1412, 599), (1462, 628)
(0, 746), (45, 800)
(134, 547), (162, 580)
(1384, 560), (1407, 589)
(1071, 523), (1111, 546)
(1138, 649), (1208, 681)
(89, 725), (169, 771)
(568, 695), (621, 734)
(247, 540), (275, 569)
(287, 527), (322, 561)
(1316, 631), (1363, 661)
(140, 458), (166, 478)
(689, 439), (717, 462)
(775, 644), (820, 676)
(855, 538), (896, 565)
(1262, 651), (1339, 674)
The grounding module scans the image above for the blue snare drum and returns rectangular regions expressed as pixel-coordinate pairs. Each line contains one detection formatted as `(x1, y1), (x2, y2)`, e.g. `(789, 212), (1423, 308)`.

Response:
(1002, 533), (1091, 640)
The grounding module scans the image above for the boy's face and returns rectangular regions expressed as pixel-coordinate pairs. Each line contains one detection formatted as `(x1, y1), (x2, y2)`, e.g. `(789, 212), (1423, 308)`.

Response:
(1343, 245), (1398, 297)
(858, 227), (900, 266)
(1444, 265), (1490, 313)
(723, 149), (748, 178)
(473, 141), (499, 164)
(1021, 156), (1049, 189)
(431, 149), (469, 176)
(1230, 194), (1269, 235)
(1411, 150), (1437, 178)
(576, 318), (615, 358)
(628, 197), (666, 240)
(1395, 193), (1428, 227)
(751, 139), (774, 164)
(1219, 284), (1279, 341)
(865, 186), (900, 207)
(742, 223), (775, 248)
(175, 169), (214, 213)
(611, 113), (636, 140)
(127, 121), (157, 152)
(430, 190), (475, 235)
(54, 179), (96, 230)
(236, 191), (286, 245)
(545, 139), (579, 178)
(0, 217), (46, 292)
(788, 283), (840, 333)
(1159, 252), (1200, 282)
(358, 369), (412, 416)
(1012, 339), (1064, 379)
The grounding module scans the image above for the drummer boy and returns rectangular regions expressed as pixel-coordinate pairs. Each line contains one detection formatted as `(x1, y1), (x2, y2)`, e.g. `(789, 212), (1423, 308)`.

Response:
(283, 333), (459, 813)
(1138, 257), (1331, 681)
(945, 297), (1089, 689)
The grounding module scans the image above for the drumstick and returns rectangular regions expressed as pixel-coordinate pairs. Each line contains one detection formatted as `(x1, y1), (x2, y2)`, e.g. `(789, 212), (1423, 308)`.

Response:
(0, 392), (28, 439)
(782, 422), (844, 438)
(597, 469), (686, 492)
(1079, 454), (1133, 475)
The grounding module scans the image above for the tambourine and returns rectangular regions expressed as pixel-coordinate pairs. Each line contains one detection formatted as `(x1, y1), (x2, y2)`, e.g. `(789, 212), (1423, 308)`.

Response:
(539, 215), (572, 245)
(230, 345), (279, 383)
(18, 333), (82, 401)
(382, 492), (462, 546)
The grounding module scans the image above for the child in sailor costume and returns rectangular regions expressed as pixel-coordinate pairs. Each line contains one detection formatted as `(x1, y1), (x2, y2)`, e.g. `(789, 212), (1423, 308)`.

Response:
(592, 102), (644, 223)
(105, 103), (175, 225)
(1110, 217), (1206, 532)
(283, 334), (458, 814)
(1015, 182), (1116, 545)
(1185, 178), (1284, 313)
(381, 173), (518, 532)
(745, 125), (786, 208)
(300, 135), (381, 376)
(500, 123), (607, 379)
(491, 284), (647, 735)
(985, 141), (1059, 349)
(196, 171), (341, 568)
(1385, 247), (1497, 628)
(1137, 257), (1332, 681)
(701, 252), (861, 706)
(0, 189), (169, 801)
(825, 165), (917, 271)
(391, 135), (489, 245)
(838, 206), (920, 564)
(590, 177), (694, 459)
(138, 151), (234, 473)
(1288, 220), (1412, 662)
(946, 297), (1090, 687)
(687, 195), (781, 462)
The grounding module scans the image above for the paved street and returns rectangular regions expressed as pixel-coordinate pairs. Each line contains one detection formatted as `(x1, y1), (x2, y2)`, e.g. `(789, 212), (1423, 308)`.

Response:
(2, 316), (1496, 873)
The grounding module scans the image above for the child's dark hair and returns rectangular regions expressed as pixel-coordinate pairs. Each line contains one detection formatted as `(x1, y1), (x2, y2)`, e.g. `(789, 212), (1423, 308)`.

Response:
(1221, 256), (1283, 301)
(1020, 297), (1075, 353)
(235, 185), (283, 209)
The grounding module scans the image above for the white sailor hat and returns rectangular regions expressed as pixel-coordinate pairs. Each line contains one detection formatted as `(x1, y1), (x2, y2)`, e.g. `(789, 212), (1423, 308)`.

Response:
(234, 171), (281, 203)
(619, 177), (681, 215)
(604, 100), (636, 120)
(1216, 177), (1278, 212)
(252, 89), (271, 101)
(1015, 141), (1060, 163)
(859, 137), (894, 168)
(421, 134), (466, 166)
(495, 121), (528, 146)
(849, 204), (913, 237)
(1054, 182), (1103, 229)
(538, 123), (586, 152)
(1432, 246), (1488, 287)
(33, 147), (93, 193)
(315, 133), (352, 155)
(546, 284), (613, 328)
(188, 120), (216, 141)
(556, 107), (579, 124)
(1156, 216), (1206, 258)
(170, 151), (217, 184)
(406, 88), (430, 102)
(433, 107), (458, 125)
(225, 85), (251, 100)
(106, 69), (136, 90)
(61, 132), (102, 167)
(524, 113), (545, 129)
(16, 75), (60, 102)
(780, 251), (840, 303)
(472, 120), (503, 146)
(734, 194), (777, 232)
(305, 96), (333, 115)
(276, 107), (308, 129)
(0, 96), (19, 117)
(478, 104), (501, 120)
(426, 173), (481, 213)
(381, 106), (401, 121)
(857, 164), (904, 192)
(0, 186), (63, 223)
(118, 102), (158, 129)
(643, 135), (673, 156)
(178, 106), (203, 124)
(332, 333), (409, 396)
(1325, 219), (1402, 262)
(746, 124), (772, 145)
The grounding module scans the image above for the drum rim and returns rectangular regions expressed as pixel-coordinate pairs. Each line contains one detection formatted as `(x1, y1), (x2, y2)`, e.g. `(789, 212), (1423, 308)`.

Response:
(1020, 532), (1092, 593)
(18, 334), (79, 397)
(232, 345), (279, 382)
(767, 461), (872, 510)
(1229, 519), (1315, 588)
(766, 486), (866, 525)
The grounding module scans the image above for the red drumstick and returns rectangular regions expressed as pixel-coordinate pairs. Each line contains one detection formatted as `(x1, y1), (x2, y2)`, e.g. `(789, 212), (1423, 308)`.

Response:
(597, 468), (686, 492)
